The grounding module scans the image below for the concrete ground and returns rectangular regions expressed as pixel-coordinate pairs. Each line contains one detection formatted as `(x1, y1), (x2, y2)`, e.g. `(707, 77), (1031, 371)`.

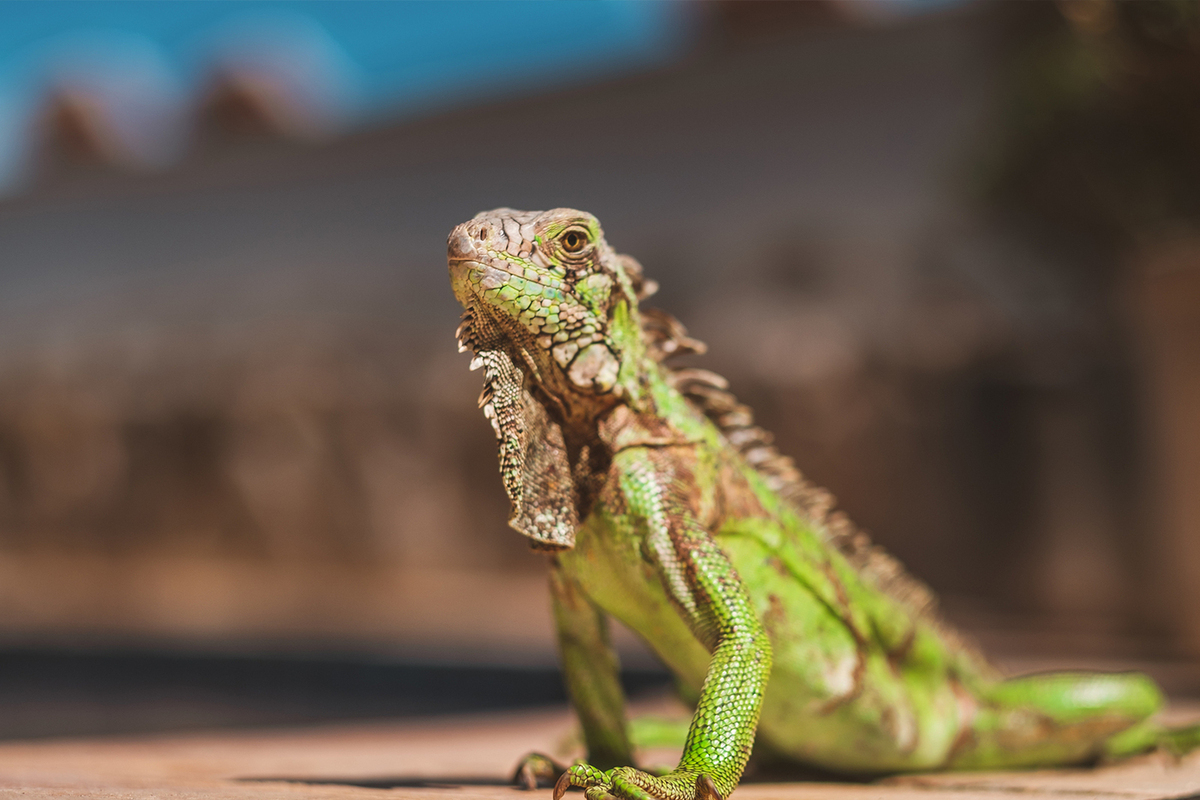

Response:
(2, 702), (1199, 800)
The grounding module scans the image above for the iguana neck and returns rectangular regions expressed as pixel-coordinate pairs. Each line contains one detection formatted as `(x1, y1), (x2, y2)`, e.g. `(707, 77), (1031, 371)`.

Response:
(596, 358), (705, 455)
(544, 297), (666, 450)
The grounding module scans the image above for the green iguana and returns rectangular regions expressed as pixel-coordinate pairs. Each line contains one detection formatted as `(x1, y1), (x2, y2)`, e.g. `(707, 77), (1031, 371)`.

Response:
(446, 207), (1198, 800)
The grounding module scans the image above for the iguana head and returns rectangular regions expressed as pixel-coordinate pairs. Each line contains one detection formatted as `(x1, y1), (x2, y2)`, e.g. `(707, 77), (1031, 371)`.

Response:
(447, 208), (647, 549)
(448, 208), (646, 402)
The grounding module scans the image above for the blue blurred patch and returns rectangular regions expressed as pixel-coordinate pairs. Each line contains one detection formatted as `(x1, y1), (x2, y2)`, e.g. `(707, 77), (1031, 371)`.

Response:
(0, 0), (694, 188)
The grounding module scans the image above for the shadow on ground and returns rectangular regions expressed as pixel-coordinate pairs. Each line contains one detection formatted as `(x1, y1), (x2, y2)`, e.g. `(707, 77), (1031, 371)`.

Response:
(0, 645), (671, 740)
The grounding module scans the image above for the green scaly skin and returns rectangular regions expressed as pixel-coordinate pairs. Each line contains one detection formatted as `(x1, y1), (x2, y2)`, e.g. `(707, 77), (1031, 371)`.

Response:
(447, 208), (1197, 799)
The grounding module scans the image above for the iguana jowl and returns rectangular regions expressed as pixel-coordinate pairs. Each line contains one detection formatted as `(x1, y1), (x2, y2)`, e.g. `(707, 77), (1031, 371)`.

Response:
(447, 208), (1195, 800)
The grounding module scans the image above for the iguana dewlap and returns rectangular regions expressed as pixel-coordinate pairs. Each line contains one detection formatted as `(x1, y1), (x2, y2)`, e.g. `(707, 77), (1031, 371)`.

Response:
(447, 208), (1195, 800)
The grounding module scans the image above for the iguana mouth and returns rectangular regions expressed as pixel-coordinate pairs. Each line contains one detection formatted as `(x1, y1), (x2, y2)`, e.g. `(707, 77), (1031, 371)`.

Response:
(452, 256), (546, 296)
(448, 257), (486, 308)
(449, 255), (531, 348)
(447, 256), (495, 284)
(450, 259), (508, 355)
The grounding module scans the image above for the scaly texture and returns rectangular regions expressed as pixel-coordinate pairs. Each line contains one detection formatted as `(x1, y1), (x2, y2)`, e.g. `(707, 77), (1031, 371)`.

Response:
(447, 208), (1196, 799)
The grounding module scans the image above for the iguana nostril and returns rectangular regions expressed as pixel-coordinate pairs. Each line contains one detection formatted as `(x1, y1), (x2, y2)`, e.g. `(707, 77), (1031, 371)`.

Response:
(448, 230), (474, 259)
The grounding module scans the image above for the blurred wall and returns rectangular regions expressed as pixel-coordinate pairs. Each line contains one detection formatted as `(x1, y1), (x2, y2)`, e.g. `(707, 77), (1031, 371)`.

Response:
(0, 2), (1194, 663)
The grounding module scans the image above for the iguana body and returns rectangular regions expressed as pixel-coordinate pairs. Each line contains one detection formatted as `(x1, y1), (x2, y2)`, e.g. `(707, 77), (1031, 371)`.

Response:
(447, 208), (1194, 799)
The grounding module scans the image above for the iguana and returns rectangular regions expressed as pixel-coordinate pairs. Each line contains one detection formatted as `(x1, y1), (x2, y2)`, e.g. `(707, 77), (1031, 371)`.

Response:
(446, 207), (1198, 799)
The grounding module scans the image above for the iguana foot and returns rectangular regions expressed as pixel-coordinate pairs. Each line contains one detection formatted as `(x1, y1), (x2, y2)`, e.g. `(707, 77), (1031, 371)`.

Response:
(1163, 723), (1200, 757)
(554, 764), (723, 800)
(512, 752), (568, 790)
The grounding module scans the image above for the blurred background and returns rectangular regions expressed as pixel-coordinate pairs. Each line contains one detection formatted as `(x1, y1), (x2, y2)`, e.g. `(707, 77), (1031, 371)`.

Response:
(0, 0), (1198, 739)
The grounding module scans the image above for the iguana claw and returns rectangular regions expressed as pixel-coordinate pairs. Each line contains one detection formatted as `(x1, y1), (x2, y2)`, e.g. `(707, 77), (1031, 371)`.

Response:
(513, 752), (567, 790)
(695, 775), (721, 800)
(553, 770), (572, 800)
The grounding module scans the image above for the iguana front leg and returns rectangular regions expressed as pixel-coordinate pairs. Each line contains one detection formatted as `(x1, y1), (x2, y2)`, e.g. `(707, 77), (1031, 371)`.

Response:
(514, 564), (633, 789)
(551, 561), (636, 770)
(558, 451), (773, 800)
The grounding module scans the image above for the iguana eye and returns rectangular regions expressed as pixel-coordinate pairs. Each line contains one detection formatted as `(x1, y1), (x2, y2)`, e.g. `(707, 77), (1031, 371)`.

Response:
(561, 229), (589, 253)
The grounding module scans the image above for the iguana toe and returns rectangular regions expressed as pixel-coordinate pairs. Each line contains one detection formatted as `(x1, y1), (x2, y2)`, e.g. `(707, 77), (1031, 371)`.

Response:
(555, 763), (608, 800)
(609, 768), (657, 800)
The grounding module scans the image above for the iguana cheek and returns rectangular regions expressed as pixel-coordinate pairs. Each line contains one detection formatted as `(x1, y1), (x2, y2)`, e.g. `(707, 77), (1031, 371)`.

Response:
(568, 343), (619, 392)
